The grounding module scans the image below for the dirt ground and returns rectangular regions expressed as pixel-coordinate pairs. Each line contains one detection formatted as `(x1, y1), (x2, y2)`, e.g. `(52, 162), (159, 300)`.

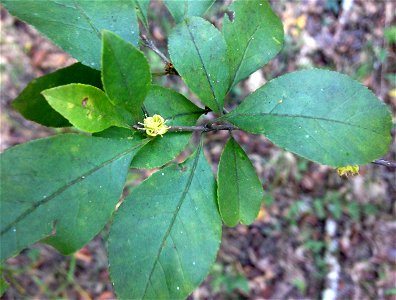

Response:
(1, 0), (395, 299)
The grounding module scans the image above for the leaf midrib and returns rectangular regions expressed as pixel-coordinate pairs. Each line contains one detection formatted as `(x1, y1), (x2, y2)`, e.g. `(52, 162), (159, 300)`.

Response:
(185, 20), (221, 113)
(105, 39), (136, 108)
(72, 0), (101, 38)
(0, 140), (147, 236)
(50, 0), (101, 39)
(141, 142), (202, 298)
(229, 25), (260, 89)
(231, 139), (241, 225)
(228, 112), (383, 135)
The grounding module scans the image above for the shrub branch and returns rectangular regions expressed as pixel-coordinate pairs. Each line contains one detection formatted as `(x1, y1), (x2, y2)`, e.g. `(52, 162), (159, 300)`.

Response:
(140, 34), (170, 64)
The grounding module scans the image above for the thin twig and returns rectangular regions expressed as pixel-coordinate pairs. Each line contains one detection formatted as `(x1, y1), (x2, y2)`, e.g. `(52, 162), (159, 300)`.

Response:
(132, 124), (238, 132)
(371, 159), (396, 168)
(140, 34), (170, 64)
(132, 123), (396, 168)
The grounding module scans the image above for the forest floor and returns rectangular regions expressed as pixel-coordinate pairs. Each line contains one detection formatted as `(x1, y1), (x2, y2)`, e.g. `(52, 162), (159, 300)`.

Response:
(1, 0), (395, 299)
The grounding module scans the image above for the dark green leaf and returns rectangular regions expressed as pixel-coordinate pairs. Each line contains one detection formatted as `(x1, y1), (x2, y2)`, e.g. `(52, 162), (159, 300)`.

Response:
(164, 0), (214, 23)
(42, 84), (131, 133)
(168, 17), (229, 113)
(218, 137), (263, 226)
(2, 0), (138, 69)
(12, 63), (101, 127)
(223, 0), (284, 88)
(96, 86), (203, 169)
(94, 127), (140, 139)
(108, 145), (221, 299)
(131, 85), (203, 168)
(0, 134), (148, 261)
(225, 69), (392, 166)
(102, 31), (151, 120)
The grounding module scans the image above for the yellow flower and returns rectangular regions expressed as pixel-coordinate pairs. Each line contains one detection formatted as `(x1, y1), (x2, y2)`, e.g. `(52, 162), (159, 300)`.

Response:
(138, 114), (169, 137)
(336, 165), (359, 176)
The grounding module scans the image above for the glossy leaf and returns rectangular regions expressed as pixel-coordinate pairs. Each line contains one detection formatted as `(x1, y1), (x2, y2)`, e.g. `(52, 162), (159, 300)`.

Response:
(109, 145), (222, 299)
(102, 31), (151, 120)
(131, 85), (203, 168)
(12, 63), (102, 127)
(225, 69), (392, 166)
(223, 0), (284, 88)
(218, 137), (263, 226)
(168, 17), (229, 113)
(0, 134), (148, 261)
(164, 0), (214, 23)
(2, 0), (138, 69)
(42, 84), (130, 133)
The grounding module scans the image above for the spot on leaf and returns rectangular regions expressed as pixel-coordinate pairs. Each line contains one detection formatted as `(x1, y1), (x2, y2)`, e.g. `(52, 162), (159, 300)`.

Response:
(81, 97), (89, 107)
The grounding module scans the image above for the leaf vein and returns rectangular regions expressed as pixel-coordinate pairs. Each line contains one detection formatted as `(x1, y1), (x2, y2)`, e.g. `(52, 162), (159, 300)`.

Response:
(230, 25), (260, 88)
(185, 21), (221, 113)
(72, 0), (101, 38)
(0, 140), (147, 236)
(141, 142), (202, 298)
(229, 112), (382, 134)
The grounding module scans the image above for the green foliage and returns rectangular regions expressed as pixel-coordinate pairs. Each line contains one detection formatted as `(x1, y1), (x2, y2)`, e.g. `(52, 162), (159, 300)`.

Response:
(164, 0), (215, 23)
(218, 137), (263, 226)
(12, 63), (101, 127)
(108, 145), (221, 299)
(222, 0), (284, 88)
(225, 69), (392, 166)
(291, 278), (307, 294)
(42, 84), (130, 132)
(102, 30), (151, 121)
(384, 287), (396, 296)
(0, 135), (148, 260)
(210, 263), (250, 295)
(0, 276), (8, 297)
(2, 0), (139, 69)
(384, 26), (396, 44)
(135, 0), (150, 28)
(0, 0), (393, 299)
(130, 85), (203, 168)
(168, 17), (229, 113)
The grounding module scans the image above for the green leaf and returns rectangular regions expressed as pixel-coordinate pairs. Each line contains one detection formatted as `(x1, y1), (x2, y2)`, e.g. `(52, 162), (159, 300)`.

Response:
(384, 26), (396, 44)
(0, 275), (8, 297)
(131, 85), (203, 168)
(222, 0), (284, 88)
(384, 287), (396, 296)
(225, 69), (392, 166)
(0, 134), (148, 261)
(108, 145), (222, 299)
(164, 0), (215, 23)
(42, 84), (130, 133)
(218, 137), (263, 226)
(2, 0), (138, 69)
(96, 86), (203, 169)
(135, 0), (150, 28)
(168, 17), (229, 113)
(12, 63), (102, 128)
(102, 31), (151, 120)
(94, 127), (141, 139)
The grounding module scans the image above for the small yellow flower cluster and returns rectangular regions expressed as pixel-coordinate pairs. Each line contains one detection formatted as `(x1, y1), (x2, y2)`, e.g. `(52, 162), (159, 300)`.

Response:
(336, 165), (359, 176)
(138, 114), (169, 137)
